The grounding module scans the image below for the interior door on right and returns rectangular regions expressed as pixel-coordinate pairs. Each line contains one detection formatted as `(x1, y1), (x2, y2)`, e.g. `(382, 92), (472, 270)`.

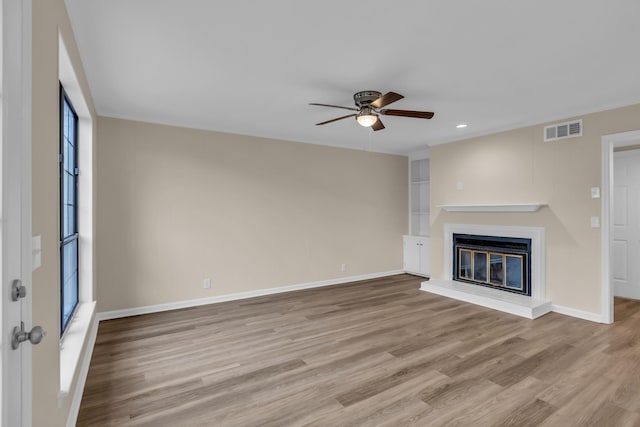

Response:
(613, 149), (640, 300)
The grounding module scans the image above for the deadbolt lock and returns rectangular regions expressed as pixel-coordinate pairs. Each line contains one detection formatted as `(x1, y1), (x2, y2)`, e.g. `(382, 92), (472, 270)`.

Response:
(11, 279), (26, 301)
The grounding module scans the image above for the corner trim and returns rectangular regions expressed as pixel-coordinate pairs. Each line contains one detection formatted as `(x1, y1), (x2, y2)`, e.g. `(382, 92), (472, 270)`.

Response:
(96, 270), (404, 321)
(65, 315), (99, 427)
(551, 304), (604, 323)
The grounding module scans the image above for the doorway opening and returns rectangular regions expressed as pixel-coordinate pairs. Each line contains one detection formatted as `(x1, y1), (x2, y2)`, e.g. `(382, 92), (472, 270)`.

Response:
(601, 130), (640, 324)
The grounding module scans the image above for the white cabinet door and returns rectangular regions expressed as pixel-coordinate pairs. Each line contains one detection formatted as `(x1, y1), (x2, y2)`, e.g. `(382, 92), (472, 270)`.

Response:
(403, 236), (430, 276)
(403, 236), (421, 273)
(420, 237), (430, 275)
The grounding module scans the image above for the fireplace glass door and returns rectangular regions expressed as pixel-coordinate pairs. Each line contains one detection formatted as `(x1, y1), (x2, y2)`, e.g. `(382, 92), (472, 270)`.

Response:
(453, 234), (531, 296)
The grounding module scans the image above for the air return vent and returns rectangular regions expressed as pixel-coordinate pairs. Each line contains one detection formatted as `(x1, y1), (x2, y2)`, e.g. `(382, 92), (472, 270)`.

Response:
(544, 119), (582, 142)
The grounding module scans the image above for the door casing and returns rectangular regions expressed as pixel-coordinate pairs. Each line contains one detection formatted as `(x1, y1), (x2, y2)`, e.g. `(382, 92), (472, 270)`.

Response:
(2, 0), (33, 425)
(612, 149), (640, 299)
(601, 130), (640, 324)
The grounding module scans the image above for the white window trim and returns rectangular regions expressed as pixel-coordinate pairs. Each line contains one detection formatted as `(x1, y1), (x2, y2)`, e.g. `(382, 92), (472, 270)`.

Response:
(58, 30), (95, 403)
(58, 301), (95, 401)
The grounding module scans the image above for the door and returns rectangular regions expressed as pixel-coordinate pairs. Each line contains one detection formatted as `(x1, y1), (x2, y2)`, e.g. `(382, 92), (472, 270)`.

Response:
(419, 237), (430, 276)
(403, 236), (421, 273)
(613, 149), (640, 300)
(403, 236), (430, 276)
(2, 0), (32, 425)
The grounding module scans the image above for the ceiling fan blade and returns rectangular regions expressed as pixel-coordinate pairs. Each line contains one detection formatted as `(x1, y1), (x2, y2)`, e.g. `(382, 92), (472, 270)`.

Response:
(316, 114), (357, 126)
(380, 109), (435, 119)
(371, 118), (385, 131)
(309, 103), (359, 112)
(370, 92), (404, 109)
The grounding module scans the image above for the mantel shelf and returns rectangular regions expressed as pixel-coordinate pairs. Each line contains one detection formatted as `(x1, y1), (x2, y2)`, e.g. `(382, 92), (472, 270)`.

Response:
(437, 203), (546, 213)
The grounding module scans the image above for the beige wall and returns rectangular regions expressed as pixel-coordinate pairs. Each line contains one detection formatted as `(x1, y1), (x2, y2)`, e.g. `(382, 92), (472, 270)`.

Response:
(430, 103), (640, 315)
(31, 0), (98, 425)
(96, 118), (408, 312)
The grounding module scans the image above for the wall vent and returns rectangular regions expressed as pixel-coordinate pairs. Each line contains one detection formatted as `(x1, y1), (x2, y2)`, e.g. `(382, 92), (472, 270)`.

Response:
(544, 119), (582, 142)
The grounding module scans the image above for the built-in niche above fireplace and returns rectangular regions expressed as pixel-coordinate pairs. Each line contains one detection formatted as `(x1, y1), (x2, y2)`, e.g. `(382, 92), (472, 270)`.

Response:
(452, 234), (531, 296)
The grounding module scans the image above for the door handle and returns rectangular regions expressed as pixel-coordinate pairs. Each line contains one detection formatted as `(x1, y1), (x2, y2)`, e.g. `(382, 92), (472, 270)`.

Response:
(12, 322), (45, 350)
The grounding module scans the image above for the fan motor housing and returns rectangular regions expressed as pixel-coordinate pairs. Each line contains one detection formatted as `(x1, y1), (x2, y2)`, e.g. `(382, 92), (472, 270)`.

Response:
(354, 91), (382, 108)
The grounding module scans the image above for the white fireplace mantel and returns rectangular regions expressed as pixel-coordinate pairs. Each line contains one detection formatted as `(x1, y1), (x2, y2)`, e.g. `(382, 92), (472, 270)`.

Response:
(420, 223), (552, 319)
(437, 203), (546, 212)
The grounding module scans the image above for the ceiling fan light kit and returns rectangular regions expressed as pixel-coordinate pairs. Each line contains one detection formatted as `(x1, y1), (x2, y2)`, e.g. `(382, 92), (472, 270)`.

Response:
(356, 107), (378, 127)
(310, 91), (434, 132)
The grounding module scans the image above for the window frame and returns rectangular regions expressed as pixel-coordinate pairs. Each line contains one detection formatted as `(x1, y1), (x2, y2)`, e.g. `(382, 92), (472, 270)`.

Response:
(59, 84), (80, 336)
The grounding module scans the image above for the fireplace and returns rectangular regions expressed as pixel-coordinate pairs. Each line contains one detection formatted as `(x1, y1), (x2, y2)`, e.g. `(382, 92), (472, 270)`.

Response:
(452, 234), (531, 296)
(419, 223), (550, 319)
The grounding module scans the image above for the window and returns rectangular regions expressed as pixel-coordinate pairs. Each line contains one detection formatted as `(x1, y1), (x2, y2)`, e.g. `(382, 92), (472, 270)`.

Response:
(58, 34), (97, 399)
(60, 86), (79, 335)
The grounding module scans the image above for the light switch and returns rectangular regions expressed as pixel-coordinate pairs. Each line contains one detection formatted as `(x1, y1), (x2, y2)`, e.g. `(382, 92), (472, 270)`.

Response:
(590, 216), (600, 228)
(32, 235), (41, 270)
(591, 187), (600, 199)
(457, 181), (464, 191)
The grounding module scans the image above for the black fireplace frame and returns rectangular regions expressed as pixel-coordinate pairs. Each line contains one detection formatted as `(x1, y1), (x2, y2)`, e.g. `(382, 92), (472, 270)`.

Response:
(452, 233), (532, 296)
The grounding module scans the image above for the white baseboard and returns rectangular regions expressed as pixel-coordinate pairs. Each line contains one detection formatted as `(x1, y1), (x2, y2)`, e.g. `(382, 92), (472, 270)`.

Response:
(551, 304), (605, 323)
(66, 315), (99, 427)
(97, 270), (404, 321)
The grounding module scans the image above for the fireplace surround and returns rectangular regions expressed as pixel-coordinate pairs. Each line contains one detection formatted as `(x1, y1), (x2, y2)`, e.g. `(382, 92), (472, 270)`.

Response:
(420, 223), (551, 319)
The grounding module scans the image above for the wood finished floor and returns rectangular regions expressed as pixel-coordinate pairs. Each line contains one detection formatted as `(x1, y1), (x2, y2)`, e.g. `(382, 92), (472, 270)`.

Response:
(78, 274), (640, 426)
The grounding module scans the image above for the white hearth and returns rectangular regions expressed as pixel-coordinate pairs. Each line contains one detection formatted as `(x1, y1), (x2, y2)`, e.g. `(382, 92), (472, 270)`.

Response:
(420, 223), (552, 319)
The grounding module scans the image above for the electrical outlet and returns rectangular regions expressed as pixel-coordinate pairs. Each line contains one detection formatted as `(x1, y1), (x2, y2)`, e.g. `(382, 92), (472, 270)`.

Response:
(341, 263), (347, 272)
(203, 278), (211, 289)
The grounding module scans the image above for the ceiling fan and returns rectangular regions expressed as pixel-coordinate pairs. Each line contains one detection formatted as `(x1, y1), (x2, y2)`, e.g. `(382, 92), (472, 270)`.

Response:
(309, 91), (434, 131)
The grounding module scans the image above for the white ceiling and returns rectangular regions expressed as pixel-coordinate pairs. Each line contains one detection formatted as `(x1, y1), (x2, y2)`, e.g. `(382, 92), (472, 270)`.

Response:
(65, 0), (640, 155)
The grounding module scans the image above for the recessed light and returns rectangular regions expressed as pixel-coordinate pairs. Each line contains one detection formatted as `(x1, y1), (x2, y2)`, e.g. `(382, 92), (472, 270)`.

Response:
(456, 123), (468, 129)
